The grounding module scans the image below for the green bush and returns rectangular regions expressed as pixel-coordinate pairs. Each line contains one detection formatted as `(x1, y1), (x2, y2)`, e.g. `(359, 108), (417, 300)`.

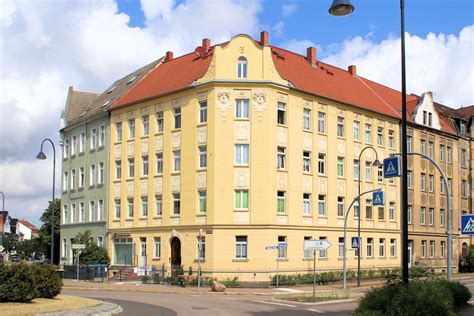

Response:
(221, 277), (241, 288)
(0, 263), (37, 302)
(31, 264), (62, 298)
(355, 279), (471, 316)
(141, 275), (151, 284)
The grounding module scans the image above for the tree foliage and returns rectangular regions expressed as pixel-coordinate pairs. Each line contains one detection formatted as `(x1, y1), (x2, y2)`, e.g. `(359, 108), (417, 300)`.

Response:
(38, 198), (61, 264)
(73, 230), (110, 265)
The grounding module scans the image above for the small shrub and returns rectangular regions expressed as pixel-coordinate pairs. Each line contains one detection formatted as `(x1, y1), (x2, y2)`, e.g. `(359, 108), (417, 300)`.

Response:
(221, 277), (241, 288)
(188, 266), (193, 276)
(435, 279), (471, 307)
(152, 273), (161, 284)
(141, 275), (151, 284)
(0, 263), (37, 302)
(31, 264), (62, 298)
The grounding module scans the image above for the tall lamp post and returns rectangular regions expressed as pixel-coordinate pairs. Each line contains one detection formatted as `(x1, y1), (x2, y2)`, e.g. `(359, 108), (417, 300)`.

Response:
(330, 0), (409, 285)
(0, 191), (4, 248)
(36, 138), (56, 265)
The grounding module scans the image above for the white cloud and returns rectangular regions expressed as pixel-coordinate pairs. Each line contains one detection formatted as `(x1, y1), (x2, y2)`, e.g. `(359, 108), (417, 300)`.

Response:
(0, 0), (263, 225)
(282, 3), (297, 16)
(322, 26), (474, 107)
(280, 39), (321, 56)
(272, 21), (284, 37)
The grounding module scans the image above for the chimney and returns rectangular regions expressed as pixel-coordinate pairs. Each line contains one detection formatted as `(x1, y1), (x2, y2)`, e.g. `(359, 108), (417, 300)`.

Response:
(348, 65), (357, 76)
(306, 47), (316, 66)
(260, 31), (269, 46)
(202, 38), (211, 52)
(165, 51), (173, 62)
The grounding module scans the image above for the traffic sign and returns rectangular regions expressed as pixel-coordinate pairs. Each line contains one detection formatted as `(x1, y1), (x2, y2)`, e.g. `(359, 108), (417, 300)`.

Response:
(351, 237), (360, 249)
(383, 156), (401, 178)
(72, 244), (86, 250)
(461, 215), (474, 235)
(304, 240), (331, 251)
(265, 243), (288, 250)
(372, 191), (385, 206)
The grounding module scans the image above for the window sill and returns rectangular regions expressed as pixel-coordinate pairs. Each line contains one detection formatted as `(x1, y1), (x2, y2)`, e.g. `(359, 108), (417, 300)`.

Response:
(152, 257), (161, 261)
(170, 215), (180, 218)
(193, 259), (206, 263)
(318, 132), (327, 136)
(234, 209), (249, 212)
(276, 124), (287, 129)
(366, 257), (374, 260)
(277, 258), (288, 262)
(234, 164), (250, 168)
(318, 258), (329, 261)
(140, 136), (149, 140)
(139, 176), (148, 180)
(170, 172), (181, 176)
(197, 167), (207, 172)
(196, 213), (206, 216)
(233, 259), (249, 262)
(172, 128), (182, 132)
(303, 172), (312, 176)
(125, 218), (133, 221)
(379, 257), (387, 259)
(153, 215), (163, 219)
(196, 122), (207, 127)
(277, 169), (288, 173)
(302, 129), (312, 133)
(234, 118), (250, 121)
(154, 132), (164, 136)
(303, 258), (314, 261)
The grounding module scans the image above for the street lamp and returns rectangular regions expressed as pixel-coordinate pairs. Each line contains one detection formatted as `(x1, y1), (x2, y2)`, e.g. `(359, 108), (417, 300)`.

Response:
(356, 146), (381, 287)
(0, 191), (4, 248)
(36, 138), (56, 265)
(329, 0), (410, 285)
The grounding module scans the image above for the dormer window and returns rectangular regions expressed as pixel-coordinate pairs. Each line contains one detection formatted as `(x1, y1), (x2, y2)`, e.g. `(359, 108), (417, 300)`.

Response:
(237, 57), (247, 78)
(428, 113), (432, 126)
(460, 122), (465, 135)
(423, 111), (427, 125)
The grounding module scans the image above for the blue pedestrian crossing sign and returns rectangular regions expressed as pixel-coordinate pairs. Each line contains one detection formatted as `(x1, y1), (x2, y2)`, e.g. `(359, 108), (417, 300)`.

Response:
(461, 215), (474, 235)
(351, 237), (360, 249)
(383, 156), (401, 178)
(372, 191), (385, 206)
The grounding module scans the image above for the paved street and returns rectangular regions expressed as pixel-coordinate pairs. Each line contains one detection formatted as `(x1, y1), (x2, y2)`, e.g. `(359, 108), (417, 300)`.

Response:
(62, 274), (474, 315)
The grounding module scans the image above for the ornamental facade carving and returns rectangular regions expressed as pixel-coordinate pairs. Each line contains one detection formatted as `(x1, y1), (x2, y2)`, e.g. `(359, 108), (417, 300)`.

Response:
(155, 135), (163, 152)
(197, 172), (206, 189)
(154, 177), (163, 193)
(140, 180), (148, 195)
(114, 144), (121, 159)
(234, 169), (249, 188)
(141, 139), (148, 154)
(172, 132), (181, 149)
(171, 175), (180, 192)
(216, 90), (232, 121)
(197, 126), (207, 144)
(235, 122), (249, 142)
(127, 142), (134, 157)
(252, 90), (267, 121)
(126, 182), (134, 197)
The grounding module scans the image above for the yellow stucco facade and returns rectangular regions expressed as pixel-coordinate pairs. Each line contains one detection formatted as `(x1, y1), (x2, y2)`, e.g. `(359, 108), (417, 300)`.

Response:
(107, 35), (407, 281)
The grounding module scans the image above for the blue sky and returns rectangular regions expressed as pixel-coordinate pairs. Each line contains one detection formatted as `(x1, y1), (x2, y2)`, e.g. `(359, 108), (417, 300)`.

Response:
(0, 0), (473, 225)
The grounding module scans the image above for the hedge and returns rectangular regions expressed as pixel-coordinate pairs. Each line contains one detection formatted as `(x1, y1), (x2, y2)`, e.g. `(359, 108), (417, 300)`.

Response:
(355, 279), (471, 316)
(0, 263), (63, 303)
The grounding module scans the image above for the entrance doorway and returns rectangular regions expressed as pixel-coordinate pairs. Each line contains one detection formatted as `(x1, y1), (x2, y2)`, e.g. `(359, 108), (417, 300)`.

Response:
(170, 237), (182, 276)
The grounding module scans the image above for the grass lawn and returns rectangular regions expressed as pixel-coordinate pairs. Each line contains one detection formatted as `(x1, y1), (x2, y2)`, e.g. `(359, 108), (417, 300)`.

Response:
(0, 295), (102, 316)
(279, 292), (350, 303)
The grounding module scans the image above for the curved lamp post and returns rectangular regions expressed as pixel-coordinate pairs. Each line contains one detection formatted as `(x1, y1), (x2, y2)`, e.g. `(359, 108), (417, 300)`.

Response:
(357, 146), (381, 287)
(330, 0), (409, 285)
(0, 191), (4, 248)
(36, 138), (56, 265)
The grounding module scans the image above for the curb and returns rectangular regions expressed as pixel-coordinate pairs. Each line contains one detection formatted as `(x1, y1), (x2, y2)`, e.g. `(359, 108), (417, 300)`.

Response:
(36, 302), (122, 316)
(272, 297), (357, 306)
(92, 303), (123, 316)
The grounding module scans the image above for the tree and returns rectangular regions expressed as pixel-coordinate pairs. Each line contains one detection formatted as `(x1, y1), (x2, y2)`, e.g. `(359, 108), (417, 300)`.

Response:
(17, 238), (40, 259)
(38, 198), (61, 264)
(3, 233), (19, 253)
(73, 230), (110, 265)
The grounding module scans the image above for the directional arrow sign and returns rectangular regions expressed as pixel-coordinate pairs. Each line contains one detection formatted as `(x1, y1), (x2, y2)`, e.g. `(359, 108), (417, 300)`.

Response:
(265, 243), (288, 250)
(304, 240), (331, 252)
(372, 191), (385, 206)
(72, 244), (86, 250)
(461, 215), (474, 235)
(383, 156), (401, 178)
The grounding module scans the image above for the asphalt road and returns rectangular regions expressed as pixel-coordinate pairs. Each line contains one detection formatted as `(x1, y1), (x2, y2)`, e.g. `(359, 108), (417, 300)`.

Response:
(64, 289), (357, 315)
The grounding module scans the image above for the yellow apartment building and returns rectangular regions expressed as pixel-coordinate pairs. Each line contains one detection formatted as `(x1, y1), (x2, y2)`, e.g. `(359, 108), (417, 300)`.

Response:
(105, 32), (408, 281)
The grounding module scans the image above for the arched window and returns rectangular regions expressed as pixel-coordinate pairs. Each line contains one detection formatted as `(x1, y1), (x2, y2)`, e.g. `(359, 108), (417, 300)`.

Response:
(237, 57), (247, 78)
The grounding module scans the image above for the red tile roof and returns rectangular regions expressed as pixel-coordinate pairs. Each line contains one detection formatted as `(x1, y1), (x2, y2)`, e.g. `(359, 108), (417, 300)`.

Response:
(19, 220), (39, 232)
(457, 105), (474, 120)
(112, 50), (214, 109)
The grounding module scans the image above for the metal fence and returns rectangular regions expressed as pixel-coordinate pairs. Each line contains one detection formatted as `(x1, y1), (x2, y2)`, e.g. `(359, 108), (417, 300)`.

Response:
(63, 264), (107, 282)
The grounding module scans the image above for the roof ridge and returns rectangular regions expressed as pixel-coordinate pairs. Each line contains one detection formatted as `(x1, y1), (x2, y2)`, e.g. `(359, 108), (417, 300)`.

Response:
(356, 76), (401, 117)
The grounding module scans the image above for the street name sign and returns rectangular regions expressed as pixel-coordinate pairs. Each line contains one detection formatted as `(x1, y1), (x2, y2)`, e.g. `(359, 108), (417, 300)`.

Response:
(372, 191), (385, 206)
(72, 244), (86, 250)
(304, 240), (331, 252)
(383, 156), (401, 178)
(265, 243), (288, 250)
(351, 237), (360, 249)
(461, 215), (474, 235)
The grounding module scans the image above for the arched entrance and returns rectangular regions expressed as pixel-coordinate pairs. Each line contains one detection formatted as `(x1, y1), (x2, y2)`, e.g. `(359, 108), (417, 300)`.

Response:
(170, 237), (182, 276)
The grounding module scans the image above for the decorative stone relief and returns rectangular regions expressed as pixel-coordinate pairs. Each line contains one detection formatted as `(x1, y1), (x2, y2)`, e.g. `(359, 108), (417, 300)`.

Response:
(155, 135), (163, 152)
(319, 178), (327, 193)
(337, 140), (346, 155)
(234, 90), (250, 98)
(139, 219), (147, 226)
(318, 103), (327, 111)
(113, 184), (120, 198)
(197, 172), (207, 189)
(127, 111), (135, 119)
(277, 127), (287, 146)
(172, 132), (181, 149)
(201, 55), (216, 81)
(337, 180), (346, 195)
(304, 99), (313, 108)
(195, 215), (206, 225)
(354, 183), (359, 195)
(141, 107), (149, 115)
(318, 139), (327, 152)
(365, 150), (373, 160)
(302, 217), (313, 225)
(140, 180), (148, 195)
(114, 114), (121, 123)
(390, 188), (396, 200)
(171, 217), (180, 225)
(216, 90), (232, 121)
(365, 116), (372, 123)
(155, 103), (164, 112)
(154, 177), (163, 193)
(153, 218), (162, 225)
(277, 172), (287, 190)
(127, 142), (134, 157)
(197, 91), (208, 101)
(171, 175), (180, 192)
(353, 144), (361, 157)
(141, 139), (148, 154)
(124, 220), (133, 228)
(114, 144), (121, 159)
(303, 175), (312, 192)
(234, 169), (250, 188)
(235, 122), (249, 142)
(354, 113), (361, 120)
(277, 93), (288, 103)
(197, 126), (207, 145)
(252, 90), (267, 121)
(303, 133), (312, 150)
(171, 98), (181, 107)
(233, 212), (250, 223)
(276, 215), (288, 224)
(126, 182), (134, 197)
(239, 46), (245, 53)
(337, 109), (346, 116)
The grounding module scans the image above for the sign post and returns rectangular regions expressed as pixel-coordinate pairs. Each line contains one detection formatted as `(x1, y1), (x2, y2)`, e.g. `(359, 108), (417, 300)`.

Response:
(304, 240), (331, 300)
(72, 244), (85, 281)
(198, 228), (203, 288)
(265, 243), (288, 288)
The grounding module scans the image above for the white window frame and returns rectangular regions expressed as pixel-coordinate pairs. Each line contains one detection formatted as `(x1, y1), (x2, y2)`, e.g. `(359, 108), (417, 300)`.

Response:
(235, 99), (249, 119)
